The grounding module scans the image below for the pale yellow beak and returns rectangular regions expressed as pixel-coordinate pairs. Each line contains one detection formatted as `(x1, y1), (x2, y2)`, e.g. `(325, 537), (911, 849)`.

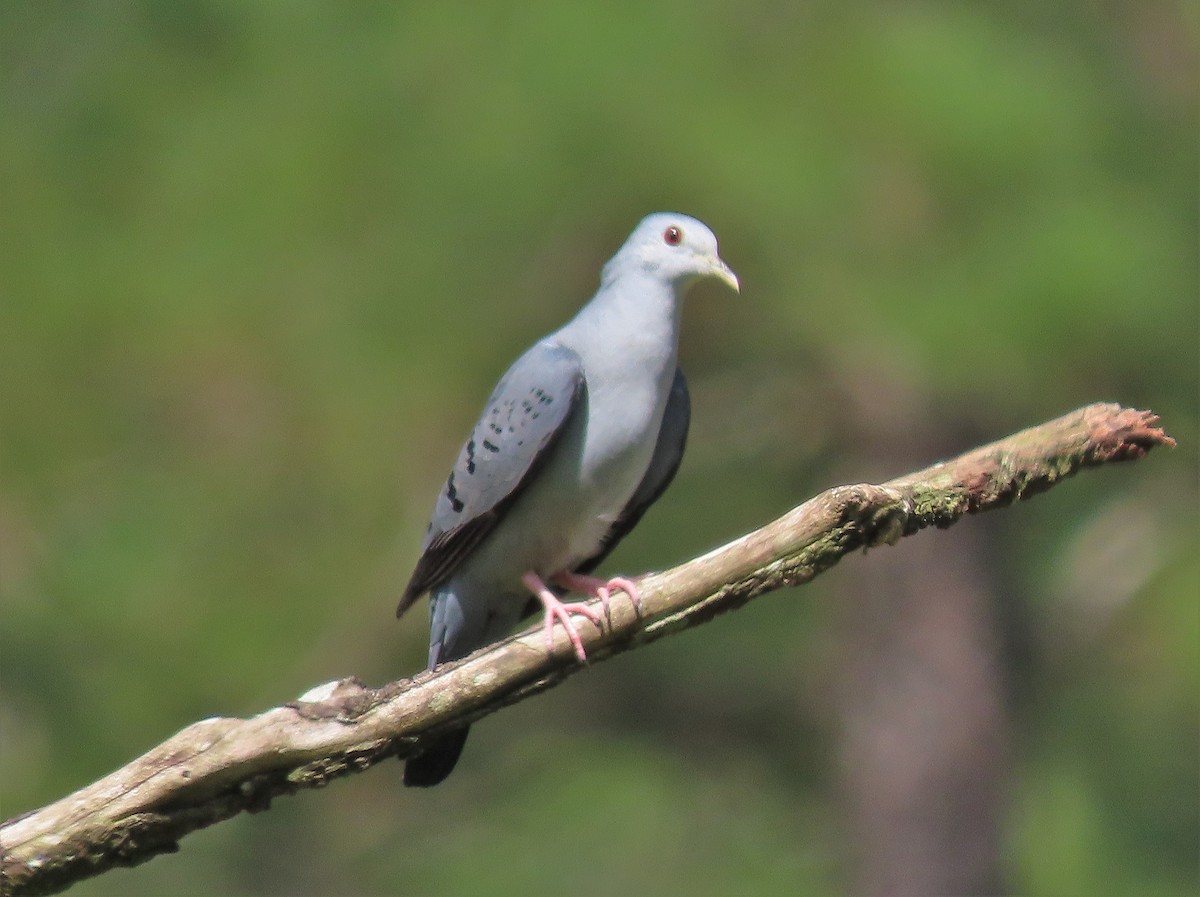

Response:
(711, 257), (740, 293)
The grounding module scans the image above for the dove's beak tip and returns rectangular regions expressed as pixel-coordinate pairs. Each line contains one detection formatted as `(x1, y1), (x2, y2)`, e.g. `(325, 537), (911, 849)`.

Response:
(715, 260), (740, 294)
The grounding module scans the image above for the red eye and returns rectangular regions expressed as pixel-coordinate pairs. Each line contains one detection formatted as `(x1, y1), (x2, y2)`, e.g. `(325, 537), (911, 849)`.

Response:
(663, 226), (682, 246)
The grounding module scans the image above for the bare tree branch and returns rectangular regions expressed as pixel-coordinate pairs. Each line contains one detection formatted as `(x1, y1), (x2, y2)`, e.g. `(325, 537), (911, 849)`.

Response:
(0, 403), (1174, 897)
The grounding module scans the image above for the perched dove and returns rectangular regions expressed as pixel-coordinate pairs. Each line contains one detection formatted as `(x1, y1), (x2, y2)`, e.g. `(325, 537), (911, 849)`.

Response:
(397, 212), (738, 786)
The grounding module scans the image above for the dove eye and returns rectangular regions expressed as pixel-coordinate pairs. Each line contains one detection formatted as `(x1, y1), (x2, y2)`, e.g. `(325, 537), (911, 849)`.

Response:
(663, 226), (682, 246)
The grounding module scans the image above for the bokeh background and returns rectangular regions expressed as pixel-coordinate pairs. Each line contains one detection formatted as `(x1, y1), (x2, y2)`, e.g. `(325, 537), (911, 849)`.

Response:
(2, 2), (1196, 895)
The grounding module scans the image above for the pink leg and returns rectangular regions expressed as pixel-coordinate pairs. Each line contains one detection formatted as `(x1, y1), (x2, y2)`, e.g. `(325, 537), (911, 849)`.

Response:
(521, 571), (604, 663)
(553, 571), (642, 623)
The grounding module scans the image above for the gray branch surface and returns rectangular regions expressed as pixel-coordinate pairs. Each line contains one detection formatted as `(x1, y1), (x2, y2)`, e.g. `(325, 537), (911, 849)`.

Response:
(0, 403), (1175, 897)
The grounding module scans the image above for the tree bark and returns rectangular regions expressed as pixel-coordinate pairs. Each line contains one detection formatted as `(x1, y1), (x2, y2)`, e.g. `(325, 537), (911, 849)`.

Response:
(0, 403), (1174, 897)
(829, 376), (1012, 896)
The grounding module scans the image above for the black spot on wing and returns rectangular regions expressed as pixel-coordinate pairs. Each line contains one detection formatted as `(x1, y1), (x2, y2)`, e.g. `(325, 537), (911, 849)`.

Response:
(445, 472), (465, 513)
(396, 343), (586, 617)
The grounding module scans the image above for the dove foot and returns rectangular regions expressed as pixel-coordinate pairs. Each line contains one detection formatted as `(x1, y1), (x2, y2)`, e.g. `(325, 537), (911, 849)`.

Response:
(522, 571), (604, 662)
(553, 572), (642, 623)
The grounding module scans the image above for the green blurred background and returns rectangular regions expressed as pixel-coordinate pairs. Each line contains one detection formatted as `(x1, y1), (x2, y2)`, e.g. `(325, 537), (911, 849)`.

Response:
(2, 2), (1196, 895)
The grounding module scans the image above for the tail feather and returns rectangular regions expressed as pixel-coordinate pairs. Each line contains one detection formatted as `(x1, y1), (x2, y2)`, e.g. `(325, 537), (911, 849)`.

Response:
(404, 728), (471, 787)
(404, 588), (514, 786)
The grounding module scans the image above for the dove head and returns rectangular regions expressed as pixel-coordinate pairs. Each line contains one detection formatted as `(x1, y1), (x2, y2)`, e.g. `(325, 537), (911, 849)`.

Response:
(603, 213), (739, 294)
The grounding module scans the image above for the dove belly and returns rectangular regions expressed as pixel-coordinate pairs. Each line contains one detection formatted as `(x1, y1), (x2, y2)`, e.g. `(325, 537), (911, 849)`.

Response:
(453, 384), (662, 594)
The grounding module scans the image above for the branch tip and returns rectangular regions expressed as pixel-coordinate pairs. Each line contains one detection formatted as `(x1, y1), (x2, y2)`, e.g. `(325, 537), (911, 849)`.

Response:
(1, 401), (1175, 897)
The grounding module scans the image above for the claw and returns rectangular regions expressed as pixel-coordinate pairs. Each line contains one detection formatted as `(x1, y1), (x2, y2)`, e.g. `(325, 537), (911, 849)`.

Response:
(521, 572), (603, 662)
(553, 572), (642, 625)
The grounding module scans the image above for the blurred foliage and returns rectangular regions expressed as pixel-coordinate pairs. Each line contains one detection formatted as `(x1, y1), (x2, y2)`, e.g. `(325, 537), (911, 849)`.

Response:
(1, 1), (1196, 895)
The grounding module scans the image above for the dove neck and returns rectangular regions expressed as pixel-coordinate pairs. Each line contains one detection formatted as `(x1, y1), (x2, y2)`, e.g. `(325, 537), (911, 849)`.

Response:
(569, 272), (684, 353)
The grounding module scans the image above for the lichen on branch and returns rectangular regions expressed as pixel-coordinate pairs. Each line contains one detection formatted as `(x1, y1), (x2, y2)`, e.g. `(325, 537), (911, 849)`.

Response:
(0, 403), (1174, 897)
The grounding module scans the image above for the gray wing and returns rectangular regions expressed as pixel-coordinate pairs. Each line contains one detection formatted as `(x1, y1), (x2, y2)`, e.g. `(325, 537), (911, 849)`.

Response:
(397, 342), (585, 616)
(575, 367), (690, 575)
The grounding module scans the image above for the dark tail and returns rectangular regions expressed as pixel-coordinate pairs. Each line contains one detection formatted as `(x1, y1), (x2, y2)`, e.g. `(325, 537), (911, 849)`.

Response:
(404, 727), (471, 787)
